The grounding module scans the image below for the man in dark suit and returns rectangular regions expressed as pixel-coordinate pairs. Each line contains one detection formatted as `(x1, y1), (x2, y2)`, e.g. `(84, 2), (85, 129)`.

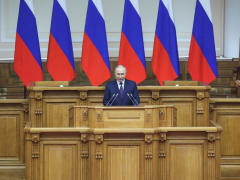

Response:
(103, 65), (140, 106)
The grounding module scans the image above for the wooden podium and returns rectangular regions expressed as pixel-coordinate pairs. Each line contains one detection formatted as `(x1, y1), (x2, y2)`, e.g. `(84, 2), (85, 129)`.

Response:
(25, 105), (221, 180)
(69, 105), (177, 128)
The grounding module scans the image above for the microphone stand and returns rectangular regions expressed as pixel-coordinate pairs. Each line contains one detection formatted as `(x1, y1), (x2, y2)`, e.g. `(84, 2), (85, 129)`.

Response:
(105, 93), (116, 106)
(130, 93), (139, 106)
(109, 93), (118, 106)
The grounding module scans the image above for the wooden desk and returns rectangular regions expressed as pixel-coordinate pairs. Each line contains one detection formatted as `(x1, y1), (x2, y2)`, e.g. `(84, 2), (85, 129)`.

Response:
(25, 123), (221, 180)
(28, 85), (210, 127)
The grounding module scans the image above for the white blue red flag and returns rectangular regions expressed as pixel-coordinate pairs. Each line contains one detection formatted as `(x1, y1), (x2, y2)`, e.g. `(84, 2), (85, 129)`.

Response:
(118, 0), (146, 84)
(152, 0), (179, 86)
(188, 0), (218, 84)
(81, 0), (111, 86)
(47, 0), (75, 81)
(14, 0), (43, 87)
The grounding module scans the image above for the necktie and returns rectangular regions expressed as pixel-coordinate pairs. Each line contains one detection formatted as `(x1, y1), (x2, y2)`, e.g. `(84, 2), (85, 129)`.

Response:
(120, 82), (123, 96)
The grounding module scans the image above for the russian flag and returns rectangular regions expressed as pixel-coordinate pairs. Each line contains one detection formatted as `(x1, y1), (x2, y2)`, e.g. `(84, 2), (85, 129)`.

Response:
(14, 0), (43, 87)
(152, 0), (179, 86)
(81, 0), (111, 86)
(188, 0), (218, 84)
(47, 0), (75, 81)
(118, 0), (146, 84)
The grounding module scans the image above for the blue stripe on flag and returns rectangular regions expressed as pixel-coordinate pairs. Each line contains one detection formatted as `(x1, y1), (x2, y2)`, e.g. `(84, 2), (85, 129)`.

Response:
(155, 0), (179, 75)
(17, 0), (42, 68)
(84, 0), (110, 70)
(122, 0), (146, 68)
(50, 0), (75, 69)
(192, 0), (217, 77)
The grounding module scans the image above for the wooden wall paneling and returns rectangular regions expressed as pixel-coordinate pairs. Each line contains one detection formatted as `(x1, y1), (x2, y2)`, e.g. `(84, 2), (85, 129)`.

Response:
(43, 99), (79, 127)
(102, 137), (145, 180)
(210, 98), (240, 179)
(139, 90), (156, 105)
(40, 141), (79, 180)
(159, 88), (210, 127)
(0, 100), (27, 180)
(85, 88), (105, 106)
(157, 127), (221, 180)
(25, 129), (90, 180)
(1, 60), (240, 99)
(161, 97), (195, 126)
(168, 140), (205, 180)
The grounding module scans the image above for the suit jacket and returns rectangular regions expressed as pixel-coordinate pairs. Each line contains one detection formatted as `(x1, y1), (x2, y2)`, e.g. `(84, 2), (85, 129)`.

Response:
(103, 79), (140, 106)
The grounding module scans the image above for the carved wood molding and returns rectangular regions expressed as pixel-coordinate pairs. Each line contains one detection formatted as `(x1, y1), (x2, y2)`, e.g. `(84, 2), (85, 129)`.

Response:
(145, 134), (153, 144)
(145, 109), (152, 122)
(159, 133), (166, 158)
(208, 133), (216, 158)
(95, 135), (103, 144)
(159, 133), (166, 142)
(81, 109), (88, 121)
(197, 91), (205, 100)
(81, 133), (88, 143)
(79, 91), (87, 100)
(81, 151), (89, 159)
(31, 134), (40, 159)
(196, 101), (204, 114)
(95, 152), (103, 159)
(34, 92), (43, 100)
(96, 110), (103, 122)
(152, 91), (160, 101)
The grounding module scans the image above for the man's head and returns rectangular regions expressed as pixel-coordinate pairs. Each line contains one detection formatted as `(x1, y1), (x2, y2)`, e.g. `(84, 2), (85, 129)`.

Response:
(115, 65), (126, 83)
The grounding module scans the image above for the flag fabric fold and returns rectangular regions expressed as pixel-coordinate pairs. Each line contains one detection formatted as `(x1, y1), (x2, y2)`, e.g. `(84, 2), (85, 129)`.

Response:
(152, 0), (180, 86)
(118, 0), (146, 84)
(14, 0), (43, 87)
(188, 0), (218, 84)
(47, 0), (75, 81)
(81, 0), (111, 86)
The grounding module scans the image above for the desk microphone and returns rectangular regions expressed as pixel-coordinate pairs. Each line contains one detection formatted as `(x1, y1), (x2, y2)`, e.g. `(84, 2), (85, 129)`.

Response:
(109, 93), (118, 106)
(105, 93), (116, 106)
(127, 93), (135, 105)
(129, 93), (139, 106)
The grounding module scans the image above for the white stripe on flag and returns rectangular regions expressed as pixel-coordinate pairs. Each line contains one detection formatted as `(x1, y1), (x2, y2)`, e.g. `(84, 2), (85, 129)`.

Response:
(57, 0), (68, 15)
(92, 0), (104, 18)
(129, 0), (140, 15)
(199, 0), (212, 22)
(24, 0), (34, 13)
(162, 0), (174, 23)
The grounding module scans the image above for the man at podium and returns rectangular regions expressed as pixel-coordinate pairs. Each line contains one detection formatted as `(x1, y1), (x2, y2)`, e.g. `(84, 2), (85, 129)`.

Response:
(103, 65), (140, 106)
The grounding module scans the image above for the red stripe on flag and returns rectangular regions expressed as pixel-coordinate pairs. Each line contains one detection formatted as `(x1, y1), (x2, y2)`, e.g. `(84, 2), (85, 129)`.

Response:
(188, 36), (216, 84)
(81, 33), (111, 86)
(47, 34), (75, 81)
(152, 36), (178, 85)
(14, 34), (43, 87)
(118, 33), (146, 84)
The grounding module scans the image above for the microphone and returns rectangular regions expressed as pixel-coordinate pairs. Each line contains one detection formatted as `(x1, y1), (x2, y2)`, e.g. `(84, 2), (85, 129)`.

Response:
(109, 93), (118, 106)
(105, 93), (116, 106)
(130, 93), (139, 106)
(127, 93), (135, 105)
